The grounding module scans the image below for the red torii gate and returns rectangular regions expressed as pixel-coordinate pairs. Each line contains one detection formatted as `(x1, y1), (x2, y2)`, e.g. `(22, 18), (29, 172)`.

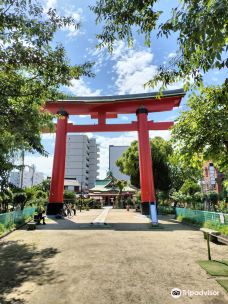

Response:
(44, 89), (185, 224)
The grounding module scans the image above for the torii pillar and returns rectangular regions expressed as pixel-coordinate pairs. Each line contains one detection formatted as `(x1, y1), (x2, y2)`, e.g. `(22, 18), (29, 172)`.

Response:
(47, 110), (68, 215)
(136, 107), (157, 224)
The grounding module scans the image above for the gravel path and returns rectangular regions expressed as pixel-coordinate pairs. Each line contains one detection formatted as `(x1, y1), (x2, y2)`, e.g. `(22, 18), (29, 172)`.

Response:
(0, 208), (227, 304)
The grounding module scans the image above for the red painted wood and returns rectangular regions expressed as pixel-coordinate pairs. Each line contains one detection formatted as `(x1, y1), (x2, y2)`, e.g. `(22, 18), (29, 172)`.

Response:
(49, 115), (68, 203)
(44, 96), (181, 115)
(45, 93), (184, 213)
(91, 113), (118, 119)
(98, 112), (106, 125)
(137, 111), (156, 203)
(66, 121), (173, 133)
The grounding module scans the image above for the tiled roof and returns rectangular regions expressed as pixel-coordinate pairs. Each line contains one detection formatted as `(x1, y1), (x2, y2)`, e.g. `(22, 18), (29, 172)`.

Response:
(49, 89), (185, 103)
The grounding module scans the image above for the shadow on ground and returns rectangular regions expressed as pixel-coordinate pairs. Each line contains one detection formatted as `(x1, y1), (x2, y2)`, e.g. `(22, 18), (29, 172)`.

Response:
(33, 215), (199, 232)
(0, 240), (60, 304)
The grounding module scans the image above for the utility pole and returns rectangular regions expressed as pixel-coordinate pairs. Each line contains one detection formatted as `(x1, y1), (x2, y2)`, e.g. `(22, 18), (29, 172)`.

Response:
(20, 150), (25, 189)
(31, 164), (35, 186)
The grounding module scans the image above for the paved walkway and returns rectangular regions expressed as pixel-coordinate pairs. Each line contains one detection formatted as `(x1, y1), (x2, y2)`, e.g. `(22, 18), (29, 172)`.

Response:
(0, 208), (227, 304)
(92, 206), (112, 225)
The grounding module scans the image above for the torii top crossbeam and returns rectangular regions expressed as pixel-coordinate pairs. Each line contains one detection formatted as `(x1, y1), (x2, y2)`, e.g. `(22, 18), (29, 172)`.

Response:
(44, 89), (185, 132)
(45, 89), (184, 116)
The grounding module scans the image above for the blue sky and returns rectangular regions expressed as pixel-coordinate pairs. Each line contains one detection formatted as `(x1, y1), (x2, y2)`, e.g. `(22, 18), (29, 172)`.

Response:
(24, 0), (227, 179)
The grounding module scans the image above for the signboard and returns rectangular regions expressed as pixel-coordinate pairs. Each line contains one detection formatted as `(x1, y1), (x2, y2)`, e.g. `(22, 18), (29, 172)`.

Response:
(219, 213), (225, 224)
(150, 203), (158, 225)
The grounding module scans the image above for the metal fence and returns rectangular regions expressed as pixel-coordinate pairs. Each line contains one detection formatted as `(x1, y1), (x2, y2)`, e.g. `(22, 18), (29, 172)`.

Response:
(176, 208), (228, 225)
(0, 207), (36, 230)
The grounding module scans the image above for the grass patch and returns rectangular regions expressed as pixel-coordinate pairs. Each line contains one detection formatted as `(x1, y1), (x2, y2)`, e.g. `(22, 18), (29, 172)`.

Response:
(0, 223), (5, 236)
(176, 215), (200, 226)
(176, 216), (228, 236)
(198, 260), (228, 276)
(216, 279), (228, 292)
(203, 221), (228, 236)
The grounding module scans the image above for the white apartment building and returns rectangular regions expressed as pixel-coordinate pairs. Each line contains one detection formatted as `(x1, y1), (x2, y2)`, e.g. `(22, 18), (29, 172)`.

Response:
(109, 145), (130, 181)
(10, 166), (45, 188)
(65, 135), (99, 192)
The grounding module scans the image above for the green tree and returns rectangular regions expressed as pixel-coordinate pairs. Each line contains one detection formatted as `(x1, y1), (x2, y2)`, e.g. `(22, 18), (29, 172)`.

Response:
(91, 0), (227, 88)
(0, 1), (94, 189)
(35, 179), (51, 193)
(116, 141), (140, 187)
(180, 180), (201, 196)
(0, 189), (13, 212)
(114, 179), (127, 208)
(63, 190), (76, 204)
(13, 192), (27, 210)
(114, 180), (127, 195)
(24, 187), (36, 202)
(168, 151), (202, 192)
(35, 190), (47, 200)
(116, 137), (172, 192)
(91, 0), (227, 171)
(171, 85), (228, 170)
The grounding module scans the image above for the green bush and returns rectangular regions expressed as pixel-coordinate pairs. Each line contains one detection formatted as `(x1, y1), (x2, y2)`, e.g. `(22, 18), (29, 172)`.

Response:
(180, 179), (201, 196)
(217, 200), (227, 213)
(13, 192), (27, 209)
(64, 190), (76, 203)
(208, 191), (219, 204)
(35, 190), (47, 199)
(0, 223), (5, 235)
(4, 221), (16, 230)
(26, 198), (46, 209)
(24, 187), (36, 201)
(126, 197), (133, 206)
(176, 215), (199, 225)
(0, 189), (13, 212)
(157, 205), (175, 215)
(176, 215), (183, 222)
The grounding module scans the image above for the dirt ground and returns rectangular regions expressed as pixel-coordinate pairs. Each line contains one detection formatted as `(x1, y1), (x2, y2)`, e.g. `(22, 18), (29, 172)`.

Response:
(0, 208), (227, 304)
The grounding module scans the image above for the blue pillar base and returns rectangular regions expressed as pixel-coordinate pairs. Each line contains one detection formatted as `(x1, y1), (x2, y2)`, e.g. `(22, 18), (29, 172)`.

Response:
(149, 202), (158, 225)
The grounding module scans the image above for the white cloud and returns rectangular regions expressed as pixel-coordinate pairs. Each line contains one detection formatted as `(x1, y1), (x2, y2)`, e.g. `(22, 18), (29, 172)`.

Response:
(87, 45), (110, 73)
(149, 130), (171, 140)
(119, 115), (130, 121)
(43, 1), (83, 38)
(84, 133), (94, 139)
(111, 41), (159, 94)
(168, 52), (176, 59)
(69, 79), (101, 96)
(79, 115), (90, 118)
(44, 0), (57, 12)
(61, 8), (83, 38)
(86, 41), (183, 94)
